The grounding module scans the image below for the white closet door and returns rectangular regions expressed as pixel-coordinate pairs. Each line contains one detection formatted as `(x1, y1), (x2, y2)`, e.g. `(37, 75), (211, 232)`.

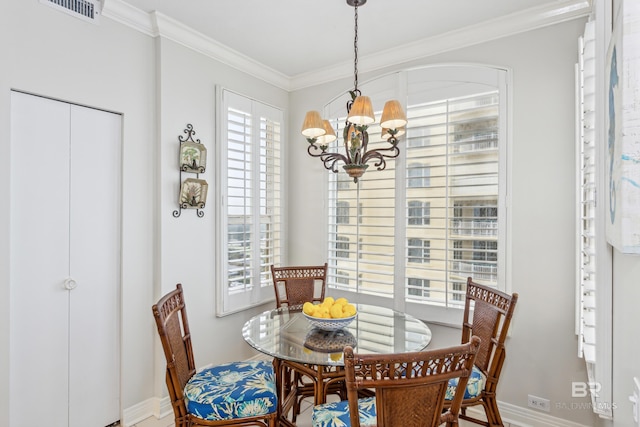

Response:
(10, 92), (121, 427)
(68, 104), (121, 426)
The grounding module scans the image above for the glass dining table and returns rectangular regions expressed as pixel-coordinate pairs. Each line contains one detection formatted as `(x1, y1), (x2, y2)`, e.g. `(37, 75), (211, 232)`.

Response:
(242, 303), (432, 426)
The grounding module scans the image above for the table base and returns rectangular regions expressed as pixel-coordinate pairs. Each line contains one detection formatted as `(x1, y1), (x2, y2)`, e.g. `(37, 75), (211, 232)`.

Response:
(273, 358), (346, 426)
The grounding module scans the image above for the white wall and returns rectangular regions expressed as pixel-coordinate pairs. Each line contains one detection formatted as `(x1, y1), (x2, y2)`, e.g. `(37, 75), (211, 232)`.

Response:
(611, 252), (640, 427)
(0, 0), (287, 424)
(154, 35), (289, 379)
(288, 20), (600, 426)
(2, 0), (156, 420)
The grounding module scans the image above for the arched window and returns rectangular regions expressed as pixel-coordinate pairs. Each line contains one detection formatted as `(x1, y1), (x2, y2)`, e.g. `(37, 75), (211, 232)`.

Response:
(325, 65), (508, 324)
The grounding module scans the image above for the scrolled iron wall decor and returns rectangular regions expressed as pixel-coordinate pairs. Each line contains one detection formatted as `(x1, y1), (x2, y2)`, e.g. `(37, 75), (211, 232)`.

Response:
(173, 124), (208, 218)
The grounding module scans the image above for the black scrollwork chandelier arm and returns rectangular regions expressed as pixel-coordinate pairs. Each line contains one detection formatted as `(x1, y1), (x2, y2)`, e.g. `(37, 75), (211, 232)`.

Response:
(307, 141), (349, 173)
(361, 136), (400, 170)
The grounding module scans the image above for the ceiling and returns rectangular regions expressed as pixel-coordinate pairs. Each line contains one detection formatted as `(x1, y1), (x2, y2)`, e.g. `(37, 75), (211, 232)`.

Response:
(114, 0), (591, 86)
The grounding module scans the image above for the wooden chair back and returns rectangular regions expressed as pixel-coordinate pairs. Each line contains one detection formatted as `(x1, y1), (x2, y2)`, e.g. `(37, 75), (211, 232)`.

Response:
(344, 337), (481, 427)
(270, 263), (327, 308)
(152, 283), (195, 425)
(462, 277), (517, 389)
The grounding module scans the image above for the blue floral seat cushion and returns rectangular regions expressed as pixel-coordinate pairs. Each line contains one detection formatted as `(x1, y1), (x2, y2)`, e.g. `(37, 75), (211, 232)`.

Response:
(311, 367), (486, 427)
(311, 396), (376, 427)
(184, 360), (277, 421)
(445, 365), (487, 400)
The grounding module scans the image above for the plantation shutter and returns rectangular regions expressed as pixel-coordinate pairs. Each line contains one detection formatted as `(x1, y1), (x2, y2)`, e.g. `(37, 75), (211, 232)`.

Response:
(327, 116), (397, 297)
(325, 67), (507, 325)
(404, 90), (500, 310)
(575, 20), (613, 418)
(218, 89), (282, 315)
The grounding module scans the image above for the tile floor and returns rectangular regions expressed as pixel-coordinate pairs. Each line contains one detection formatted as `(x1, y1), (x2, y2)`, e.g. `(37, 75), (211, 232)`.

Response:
(131, 400), (486, 427)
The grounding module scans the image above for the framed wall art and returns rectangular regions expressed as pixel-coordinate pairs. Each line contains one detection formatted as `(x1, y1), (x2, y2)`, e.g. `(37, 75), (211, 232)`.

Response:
(173, 124), (209, 218)
(605, 0), (640, 253)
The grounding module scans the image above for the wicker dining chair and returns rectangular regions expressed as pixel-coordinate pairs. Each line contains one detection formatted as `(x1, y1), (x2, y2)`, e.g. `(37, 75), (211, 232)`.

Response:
(444, 277), (519, 427)
(152, 284), (278, 427)
(271, 263), (327, 308)
(311, 337), (482, 427)
(270, 263), (346, 421)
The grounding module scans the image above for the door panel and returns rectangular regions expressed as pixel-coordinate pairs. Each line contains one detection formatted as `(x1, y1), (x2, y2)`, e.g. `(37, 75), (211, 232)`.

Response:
(68, 105), (121, 426)
(10, 92), (72, 426)
(10, 92), (121, 427)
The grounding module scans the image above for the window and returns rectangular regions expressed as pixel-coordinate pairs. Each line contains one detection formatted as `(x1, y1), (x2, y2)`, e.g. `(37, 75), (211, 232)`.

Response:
(326, 65), (507, 324)
(407, 238), (430, 263)
(407, 163), (430, 187)
(336, 201), (350, 224)
(407, 278), (431, 300)
(217, 89), (282, 315)
(451, 281), (465, 302)
(336, 235), (350, 258)
(408, 200), (430, 225)
(575, 20), (613, 417)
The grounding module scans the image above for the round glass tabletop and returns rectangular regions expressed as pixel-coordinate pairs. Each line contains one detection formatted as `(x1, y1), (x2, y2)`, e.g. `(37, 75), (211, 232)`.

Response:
(242, 303), (432, 366)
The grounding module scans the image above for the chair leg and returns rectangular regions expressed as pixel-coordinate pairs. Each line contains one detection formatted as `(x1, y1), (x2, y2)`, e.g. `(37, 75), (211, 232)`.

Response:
(482, 395), (504, 427)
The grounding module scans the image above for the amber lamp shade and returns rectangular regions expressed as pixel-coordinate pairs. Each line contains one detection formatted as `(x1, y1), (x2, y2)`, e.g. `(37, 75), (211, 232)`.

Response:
(380, 100), (407, 129)
(302, 111), (327, 138)
(347, 96), (375, 125)
(316, 120), (337, 146)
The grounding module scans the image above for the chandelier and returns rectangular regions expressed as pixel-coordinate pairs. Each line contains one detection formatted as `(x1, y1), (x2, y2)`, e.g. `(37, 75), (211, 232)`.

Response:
(301, 0), (407, 183)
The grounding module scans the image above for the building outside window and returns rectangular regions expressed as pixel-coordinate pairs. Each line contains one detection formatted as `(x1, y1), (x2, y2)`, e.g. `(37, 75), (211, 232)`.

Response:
(407, 238), (430, 263)
(408, 200), (430, 225)
(407, 278), (431, 300)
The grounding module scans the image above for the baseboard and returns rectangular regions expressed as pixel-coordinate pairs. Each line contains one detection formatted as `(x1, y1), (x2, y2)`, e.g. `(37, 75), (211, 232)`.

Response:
(124, 385), (587, 427)
(122, 396), (172, 427)
(465, 402), (590, 427)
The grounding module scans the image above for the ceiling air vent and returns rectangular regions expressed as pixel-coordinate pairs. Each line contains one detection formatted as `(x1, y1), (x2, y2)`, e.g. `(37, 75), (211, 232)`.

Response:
(40, 0), (102, 24)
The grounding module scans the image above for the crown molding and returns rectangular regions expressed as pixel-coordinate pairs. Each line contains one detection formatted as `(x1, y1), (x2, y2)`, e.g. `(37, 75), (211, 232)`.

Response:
(102, 0), (591, 92)
(290, 0), (592, 90)
(151, 12), (290, 90)
(101, 0), (156, 36)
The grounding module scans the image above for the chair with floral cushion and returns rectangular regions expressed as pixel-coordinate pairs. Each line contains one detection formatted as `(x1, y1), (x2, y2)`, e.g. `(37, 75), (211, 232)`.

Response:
(311, 337), (481, 427)
(152, 283), (278, 427)
(443, 277), (519, 426)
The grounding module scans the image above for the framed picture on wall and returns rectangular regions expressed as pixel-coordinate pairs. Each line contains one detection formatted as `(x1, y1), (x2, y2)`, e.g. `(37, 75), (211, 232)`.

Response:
(179, 178), (208, 210)
(605, 0), (640, 253)
(180, 141), (207, 173)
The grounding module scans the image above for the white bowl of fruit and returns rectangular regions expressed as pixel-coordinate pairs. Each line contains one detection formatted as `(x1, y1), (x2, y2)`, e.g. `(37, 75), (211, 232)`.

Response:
(302, 297), (357, 331)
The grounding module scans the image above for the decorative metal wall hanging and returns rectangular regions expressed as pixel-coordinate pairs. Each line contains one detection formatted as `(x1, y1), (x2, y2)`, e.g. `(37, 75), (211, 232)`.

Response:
(173, 124), (208, 218)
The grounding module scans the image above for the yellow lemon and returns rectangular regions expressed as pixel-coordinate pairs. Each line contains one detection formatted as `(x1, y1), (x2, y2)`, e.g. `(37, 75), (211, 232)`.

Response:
(343, 303), (357, 317)
(322, 296), (335, 306)
(330, 304), (344, 319)
(317, 306), (330, 318)
(330, 353), (342, 362)
(303, 302), (315, 315)
(335, 297), (349, 306)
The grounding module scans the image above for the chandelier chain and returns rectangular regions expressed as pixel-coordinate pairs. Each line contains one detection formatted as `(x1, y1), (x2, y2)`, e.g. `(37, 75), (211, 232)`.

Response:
(353, 1), (359, 93)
